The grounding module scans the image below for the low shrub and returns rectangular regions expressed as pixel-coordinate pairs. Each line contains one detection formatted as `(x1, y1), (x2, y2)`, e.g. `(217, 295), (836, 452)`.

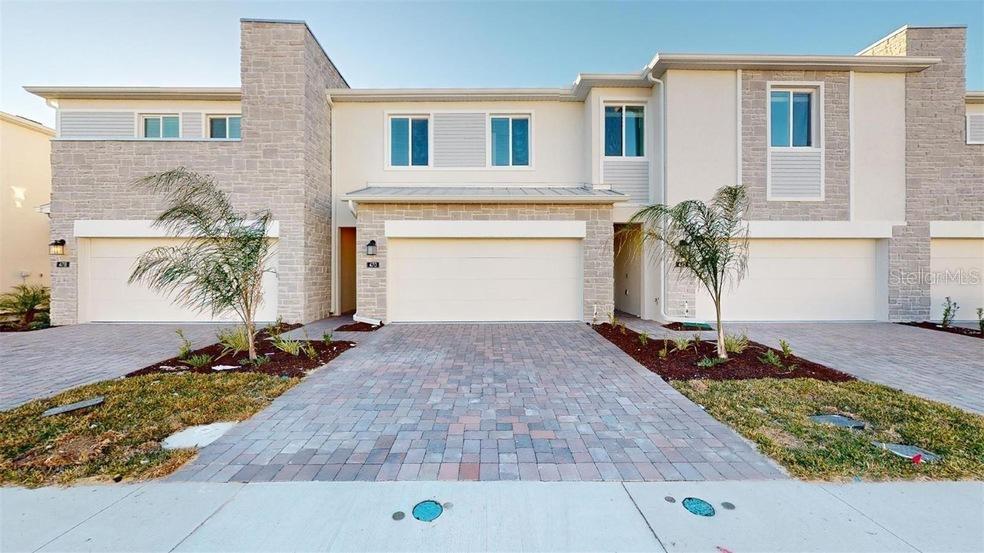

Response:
(175, 329), (193, 360)
(671, 337), (691, 353)
(272, 335), (302, 356)
(941, 296), (959, 328)
(638, 332), (649, 347)
(217, 327), (251, 358)
(183, 353), (213, 368)
(724, 333), (749, 354)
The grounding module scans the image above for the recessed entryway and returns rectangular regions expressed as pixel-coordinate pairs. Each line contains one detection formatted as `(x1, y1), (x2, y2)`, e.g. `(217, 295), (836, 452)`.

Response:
(614, 223), (643, 317)
(386, 237), (583, 322)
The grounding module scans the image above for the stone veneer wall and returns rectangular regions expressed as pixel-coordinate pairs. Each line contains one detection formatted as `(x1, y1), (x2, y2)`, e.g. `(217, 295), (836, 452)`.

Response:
(354, 203), (615, 323)
(741, 70), (851, 220)
(865, 27), (984, 320)
(48, 20), (346, 325)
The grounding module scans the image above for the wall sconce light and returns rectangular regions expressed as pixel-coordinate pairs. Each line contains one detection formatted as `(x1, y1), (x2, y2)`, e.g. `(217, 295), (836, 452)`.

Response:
(48, 239), (66, 256)
(366, 240), (377, 256)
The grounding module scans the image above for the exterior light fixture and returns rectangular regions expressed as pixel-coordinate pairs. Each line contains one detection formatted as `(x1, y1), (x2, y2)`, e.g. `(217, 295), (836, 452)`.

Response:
(48, 239), (66, 256)
(366, 240), (377, 256)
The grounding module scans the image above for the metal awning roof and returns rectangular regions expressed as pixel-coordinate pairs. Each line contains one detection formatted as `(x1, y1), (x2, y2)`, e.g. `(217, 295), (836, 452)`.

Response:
(342, 186), (627, 204)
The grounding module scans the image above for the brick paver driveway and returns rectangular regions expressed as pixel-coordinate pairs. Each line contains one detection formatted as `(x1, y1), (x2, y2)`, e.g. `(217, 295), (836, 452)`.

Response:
(624, 316), (984, 414)
(0, 324), (226, 410)
(171, 323), (784, 483)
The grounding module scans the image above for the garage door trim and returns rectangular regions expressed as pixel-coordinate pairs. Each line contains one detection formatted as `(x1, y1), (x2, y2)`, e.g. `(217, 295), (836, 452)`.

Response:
(384, 220), (586, 239)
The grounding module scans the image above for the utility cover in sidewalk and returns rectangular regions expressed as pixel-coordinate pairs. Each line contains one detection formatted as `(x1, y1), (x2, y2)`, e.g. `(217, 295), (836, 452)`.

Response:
(412, 500), (443, 522)
(163, 422), (236, 449)
(872, 442), (941, 463)
(809, 414), (866, 429)
(42, 396), (104, 417)
(682, 497), (715, 517)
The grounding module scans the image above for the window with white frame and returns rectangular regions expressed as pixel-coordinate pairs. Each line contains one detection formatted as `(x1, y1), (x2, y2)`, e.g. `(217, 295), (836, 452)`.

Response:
(389, 115), (429, 167)
(490, 115), (530, 166)
(208, 115), (241, 139)
(769, 89), (817, 147)
(604, 104), (645, 157)
(141, 114), (180, 139)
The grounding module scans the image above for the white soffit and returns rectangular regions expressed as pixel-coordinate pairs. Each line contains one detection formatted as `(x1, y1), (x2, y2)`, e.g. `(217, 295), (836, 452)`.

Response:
(385, 220), (586, 239)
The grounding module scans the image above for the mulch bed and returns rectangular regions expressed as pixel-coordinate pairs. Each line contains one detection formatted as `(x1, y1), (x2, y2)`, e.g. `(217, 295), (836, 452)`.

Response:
(661, 321), (713, 331)
(127, 326), (355, 379)
(593, 322), (854, 382)
(334, 321), (383, 332)
(900, 321), (982, 339)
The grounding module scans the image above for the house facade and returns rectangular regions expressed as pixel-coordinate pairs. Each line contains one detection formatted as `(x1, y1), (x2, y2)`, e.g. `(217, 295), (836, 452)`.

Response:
(0, 112), (53, 293)
(28, 20), (983, 326)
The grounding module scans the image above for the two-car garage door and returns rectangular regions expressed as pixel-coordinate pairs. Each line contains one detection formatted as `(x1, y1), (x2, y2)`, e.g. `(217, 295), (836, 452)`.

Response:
(696, 239), (880, 321)
(78, 238), (278, 322)
(387, 238), (583, 322)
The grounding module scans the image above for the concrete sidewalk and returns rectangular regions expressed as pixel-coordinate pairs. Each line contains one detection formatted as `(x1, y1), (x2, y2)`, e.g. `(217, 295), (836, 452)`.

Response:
(2, 481), (981, 552)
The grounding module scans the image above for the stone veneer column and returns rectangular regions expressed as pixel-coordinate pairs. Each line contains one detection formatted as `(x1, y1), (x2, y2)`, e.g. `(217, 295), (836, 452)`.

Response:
(866, 27), (983, 320)
(354, 203), (614, 323)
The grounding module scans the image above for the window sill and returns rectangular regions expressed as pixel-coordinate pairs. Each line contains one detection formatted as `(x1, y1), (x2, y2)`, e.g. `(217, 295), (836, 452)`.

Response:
(603, 156), (648, 161)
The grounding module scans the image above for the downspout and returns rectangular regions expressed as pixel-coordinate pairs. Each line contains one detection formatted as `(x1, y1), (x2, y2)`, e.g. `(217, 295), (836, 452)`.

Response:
(645, 70), (687, 323)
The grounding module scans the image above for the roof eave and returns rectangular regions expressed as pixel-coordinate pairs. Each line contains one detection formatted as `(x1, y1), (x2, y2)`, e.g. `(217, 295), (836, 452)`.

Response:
(24, 86), (242, 101)
(646, 54), (940, 77)
(342, 195), (627, 204)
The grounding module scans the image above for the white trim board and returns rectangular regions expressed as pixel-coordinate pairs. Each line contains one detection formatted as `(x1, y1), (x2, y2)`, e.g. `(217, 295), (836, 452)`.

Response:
(930, 221), (984, 238)
(74, 219), (280, 238)
(384, 220), (586, 239)
(746, 220), (899, 239)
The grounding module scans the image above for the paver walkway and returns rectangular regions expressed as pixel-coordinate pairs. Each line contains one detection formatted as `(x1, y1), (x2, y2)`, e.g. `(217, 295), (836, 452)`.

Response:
(171, 323), (784, 482)
(623, 316), (984, 414)
(0, 323), (227, 410)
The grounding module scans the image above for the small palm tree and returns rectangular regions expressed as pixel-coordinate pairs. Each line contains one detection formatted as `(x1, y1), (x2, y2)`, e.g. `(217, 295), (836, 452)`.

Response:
(129, 168), (275, 360)
(0, 284), (50, 326)
(628, 185), (750, 359)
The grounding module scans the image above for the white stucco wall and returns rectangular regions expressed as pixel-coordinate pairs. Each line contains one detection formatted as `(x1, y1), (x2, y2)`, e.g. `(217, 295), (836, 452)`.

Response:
(0, 116), (52, 292)
(853, 73), (906, 221)
(664, 70), (739, 205)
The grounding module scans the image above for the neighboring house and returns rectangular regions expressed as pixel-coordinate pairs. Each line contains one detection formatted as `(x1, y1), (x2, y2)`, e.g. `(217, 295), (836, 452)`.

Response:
(26, 20), (983, 326)
(0, 111), (53, 293)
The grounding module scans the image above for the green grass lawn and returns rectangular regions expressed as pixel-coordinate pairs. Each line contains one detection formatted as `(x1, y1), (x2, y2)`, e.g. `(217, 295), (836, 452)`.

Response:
(673, 378), (984, 480)
(0, 372), (298, 487)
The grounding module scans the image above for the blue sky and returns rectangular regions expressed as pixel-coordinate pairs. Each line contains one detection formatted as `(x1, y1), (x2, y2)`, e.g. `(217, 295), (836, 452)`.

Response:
(3, 1), (981, 127)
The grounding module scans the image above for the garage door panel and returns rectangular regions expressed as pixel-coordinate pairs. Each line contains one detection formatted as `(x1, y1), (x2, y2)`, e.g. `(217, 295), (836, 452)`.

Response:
(81, 238), (278, 323)
(697, 239), (878, 321)
(387, 237), (582, 322)
(930, 238), (983, 320)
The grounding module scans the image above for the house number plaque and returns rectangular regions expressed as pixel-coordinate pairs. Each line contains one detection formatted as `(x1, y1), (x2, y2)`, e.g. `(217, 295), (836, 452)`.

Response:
(366, 261), (380, 269)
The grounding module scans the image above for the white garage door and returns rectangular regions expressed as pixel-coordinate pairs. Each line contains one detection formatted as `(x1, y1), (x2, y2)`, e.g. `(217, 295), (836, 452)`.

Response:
(79, 238), (278, 322)
(387, 238), (582, 322)
(696, 239), (879, 321)
(930, 238), (983, 320)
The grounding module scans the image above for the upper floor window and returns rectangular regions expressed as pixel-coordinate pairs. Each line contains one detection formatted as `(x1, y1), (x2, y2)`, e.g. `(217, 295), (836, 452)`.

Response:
(490, 115), (530, 166)
(604, 105), (644, 157)
(209, 115), (241, 139)
(390, 115), (429, 167)
(770, 89), (816, 147)
(141, 114), (179, 139)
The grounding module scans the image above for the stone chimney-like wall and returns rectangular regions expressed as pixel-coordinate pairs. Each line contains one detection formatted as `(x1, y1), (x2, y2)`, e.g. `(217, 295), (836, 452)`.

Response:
(870, 27), (983, 320)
